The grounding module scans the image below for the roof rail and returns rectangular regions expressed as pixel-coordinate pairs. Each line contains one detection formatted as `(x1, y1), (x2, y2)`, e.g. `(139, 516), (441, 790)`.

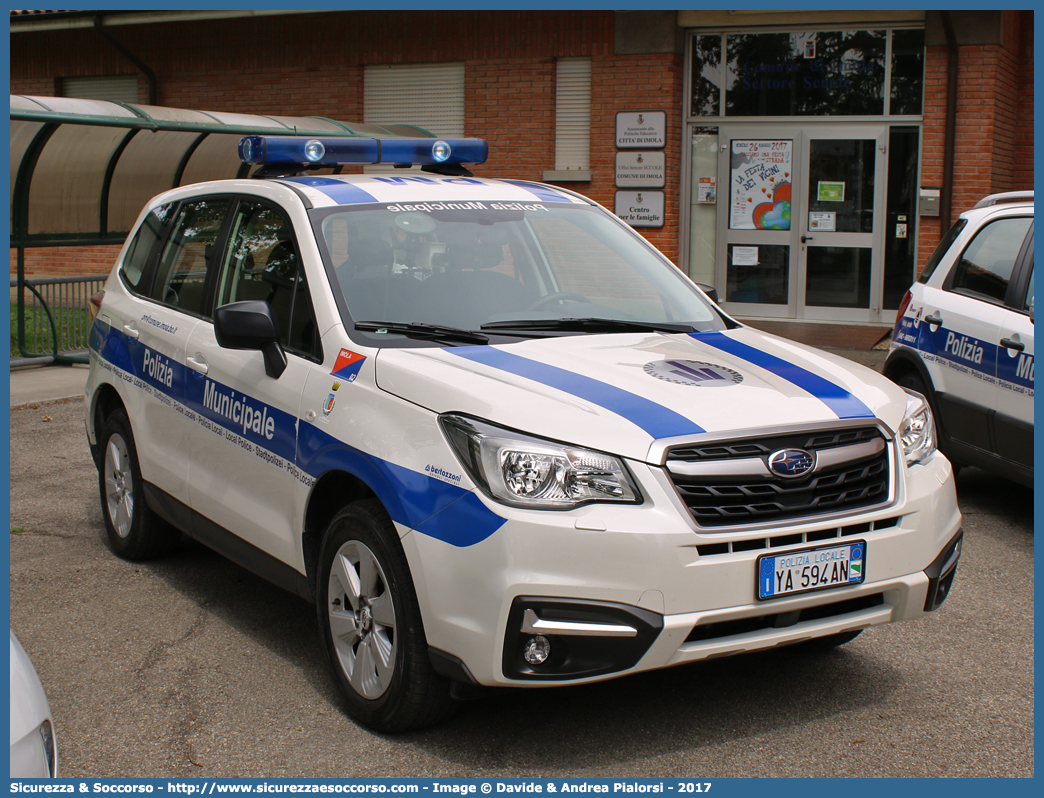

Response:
(972, 190), (1034, 210)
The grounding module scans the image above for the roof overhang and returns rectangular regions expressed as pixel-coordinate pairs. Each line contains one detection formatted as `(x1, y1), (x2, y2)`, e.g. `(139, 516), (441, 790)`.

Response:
(10, 10), (324, 33)
(10, 95), (435, 248)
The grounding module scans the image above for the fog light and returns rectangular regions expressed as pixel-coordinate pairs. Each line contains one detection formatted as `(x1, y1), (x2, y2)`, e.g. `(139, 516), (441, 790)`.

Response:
(523, 635), (551, 665)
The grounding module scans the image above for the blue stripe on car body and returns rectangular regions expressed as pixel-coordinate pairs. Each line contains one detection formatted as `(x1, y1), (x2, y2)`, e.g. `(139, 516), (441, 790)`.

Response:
(296, 423), (505, 547)
(903, 317), (1033, 392)
(93, 325), (503, 547)
(282, 176), (380, 205)
(448, 345), (705, 439)
(499, 180), (578, 204)
(692, 331), (874, 420)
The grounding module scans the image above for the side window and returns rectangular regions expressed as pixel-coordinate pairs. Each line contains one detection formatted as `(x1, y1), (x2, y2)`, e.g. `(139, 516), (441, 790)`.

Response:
(1023, 265), (1034, 314)
(948, 217), (1032, 303)
(120, 203), (174, 293)
(152, 198), (230, 316)
(218, 200), (321, 360)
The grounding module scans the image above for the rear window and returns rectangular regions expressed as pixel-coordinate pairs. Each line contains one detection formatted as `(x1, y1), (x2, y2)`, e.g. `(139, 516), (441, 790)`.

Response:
(917, 218), (966, 284)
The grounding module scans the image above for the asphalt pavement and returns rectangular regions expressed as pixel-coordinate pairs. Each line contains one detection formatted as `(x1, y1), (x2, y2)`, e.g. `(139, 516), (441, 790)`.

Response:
(9, 343), (1033, 780)
(8, 399), (1034, 778)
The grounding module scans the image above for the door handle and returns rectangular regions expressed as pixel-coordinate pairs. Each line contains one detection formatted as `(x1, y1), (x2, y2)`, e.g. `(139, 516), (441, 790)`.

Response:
(122, 323), (140, 341)
(924, 312), (943, 326)
(1000, 337), (1025, 352)
(801, 235), (814, 244)
(186, 354), (209, 375)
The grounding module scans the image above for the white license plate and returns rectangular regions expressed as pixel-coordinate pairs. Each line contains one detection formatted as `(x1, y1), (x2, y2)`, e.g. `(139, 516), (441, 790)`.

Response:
(757, 540), (865, 600)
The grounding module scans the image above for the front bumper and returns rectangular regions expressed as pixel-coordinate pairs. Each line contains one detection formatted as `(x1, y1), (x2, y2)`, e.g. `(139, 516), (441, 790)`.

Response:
(404, 450), (962, 688)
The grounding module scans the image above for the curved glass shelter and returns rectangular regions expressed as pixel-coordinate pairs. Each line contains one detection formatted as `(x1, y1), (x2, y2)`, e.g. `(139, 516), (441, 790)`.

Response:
(10, 94), (435, 247)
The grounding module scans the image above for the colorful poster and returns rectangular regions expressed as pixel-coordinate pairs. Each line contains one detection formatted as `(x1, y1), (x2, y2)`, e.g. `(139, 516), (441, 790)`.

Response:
(729, 140), (793, 230)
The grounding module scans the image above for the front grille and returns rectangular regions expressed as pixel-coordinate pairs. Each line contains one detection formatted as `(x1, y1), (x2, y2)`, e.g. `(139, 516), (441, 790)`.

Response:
(666, 427), (892, 528)
(695, 516), (900, 557)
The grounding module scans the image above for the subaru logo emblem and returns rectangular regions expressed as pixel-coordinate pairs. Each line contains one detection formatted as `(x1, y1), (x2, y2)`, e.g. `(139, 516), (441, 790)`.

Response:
(768, 448), (816, 478)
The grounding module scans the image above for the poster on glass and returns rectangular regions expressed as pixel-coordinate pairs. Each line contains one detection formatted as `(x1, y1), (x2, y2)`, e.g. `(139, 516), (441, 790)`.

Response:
(729, 140), (793, 231)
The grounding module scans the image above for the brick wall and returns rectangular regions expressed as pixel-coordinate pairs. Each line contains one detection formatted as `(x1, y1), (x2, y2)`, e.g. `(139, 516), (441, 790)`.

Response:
(590, 54), (684, 259)
(917, 17), (1034, 272)
(1015, 11), (1034, 183)
(10, 245), (124, 280)
(11, 10), (686, 279)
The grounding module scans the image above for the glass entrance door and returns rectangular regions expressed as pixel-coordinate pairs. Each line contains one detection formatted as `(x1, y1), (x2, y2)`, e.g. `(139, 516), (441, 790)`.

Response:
(800, 127), (887, 322)
(716, 125), (802, 318)
(715, 125), (889, 322)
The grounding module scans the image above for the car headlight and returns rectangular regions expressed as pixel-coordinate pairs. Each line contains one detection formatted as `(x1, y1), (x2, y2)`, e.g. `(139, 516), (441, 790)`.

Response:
(440, 414), (641, 509)
(899, 388), (937, 466)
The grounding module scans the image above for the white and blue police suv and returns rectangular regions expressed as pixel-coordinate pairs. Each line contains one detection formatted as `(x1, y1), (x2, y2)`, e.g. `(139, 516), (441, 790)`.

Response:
(86, 135), (963, 732)
(885, 191), (1034, 487)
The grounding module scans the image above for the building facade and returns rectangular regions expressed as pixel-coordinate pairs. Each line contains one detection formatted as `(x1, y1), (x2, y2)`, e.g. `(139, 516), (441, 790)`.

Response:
(9, 9), (1034, 324)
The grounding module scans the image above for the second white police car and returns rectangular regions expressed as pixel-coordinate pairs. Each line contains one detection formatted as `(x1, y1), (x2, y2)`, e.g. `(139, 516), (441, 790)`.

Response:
(885, 191), (1033, 486)
(86, 135), (963, 732)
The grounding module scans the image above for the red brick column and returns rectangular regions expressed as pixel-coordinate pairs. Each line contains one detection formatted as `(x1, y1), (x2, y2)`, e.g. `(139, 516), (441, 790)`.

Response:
(589, 53), (684, 264)
(917, 36), (1032, 273)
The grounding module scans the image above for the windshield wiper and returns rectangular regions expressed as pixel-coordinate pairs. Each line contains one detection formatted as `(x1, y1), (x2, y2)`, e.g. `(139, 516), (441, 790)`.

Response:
(355, 321), (488, 345)
(480, 318), (696, 335)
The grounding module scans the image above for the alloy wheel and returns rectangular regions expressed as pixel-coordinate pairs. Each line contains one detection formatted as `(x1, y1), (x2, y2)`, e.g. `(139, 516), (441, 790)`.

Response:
(327, 540), (397, 700)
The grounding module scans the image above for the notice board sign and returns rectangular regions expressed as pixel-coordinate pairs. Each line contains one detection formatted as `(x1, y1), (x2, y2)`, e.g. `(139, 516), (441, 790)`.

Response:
(615, 151), (666, 188)
(616, 111), (667, 149)
(615, 191), (665, 228)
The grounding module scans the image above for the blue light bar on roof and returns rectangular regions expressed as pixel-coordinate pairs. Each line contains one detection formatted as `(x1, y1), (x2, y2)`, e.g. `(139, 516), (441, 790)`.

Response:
(238, 135), (488, 167)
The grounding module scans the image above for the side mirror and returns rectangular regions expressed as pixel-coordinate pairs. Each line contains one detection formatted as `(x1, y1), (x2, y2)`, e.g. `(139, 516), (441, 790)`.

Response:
(697, 283), (719, 304)
(214, 300), (287, 379)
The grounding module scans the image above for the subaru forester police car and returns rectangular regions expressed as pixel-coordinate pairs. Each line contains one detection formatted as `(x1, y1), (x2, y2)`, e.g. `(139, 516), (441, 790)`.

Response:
(86, 134), (963, 732)
(885, 191), (1033, 486)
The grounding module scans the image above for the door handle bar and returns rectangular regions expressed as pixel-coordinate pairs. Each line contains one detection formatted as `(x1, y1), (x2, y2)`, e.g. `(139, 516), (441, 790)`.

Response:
(186, 355), (209, 375)
(1000, 337), (1025, 352)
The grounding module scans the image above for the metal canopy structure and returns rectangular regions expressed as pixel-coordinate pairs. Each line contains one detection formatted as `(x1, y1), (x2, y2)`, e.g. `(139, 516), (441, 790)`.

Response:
(10, 94), (435, 248)
(8, 95), (436, 366)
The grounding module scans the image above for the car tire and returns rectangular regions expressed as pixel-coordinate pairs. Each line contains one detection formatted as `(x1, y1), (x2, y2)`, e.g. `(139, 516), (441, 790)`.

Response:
(317, 499), (458, 732)
(97, 409), (180, 560)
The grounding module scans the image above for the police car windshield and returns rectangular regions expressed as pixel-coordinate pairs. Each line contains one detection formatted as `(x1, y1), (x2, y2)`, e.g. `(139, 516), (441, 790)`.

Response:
(313, 202), (726, 339)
